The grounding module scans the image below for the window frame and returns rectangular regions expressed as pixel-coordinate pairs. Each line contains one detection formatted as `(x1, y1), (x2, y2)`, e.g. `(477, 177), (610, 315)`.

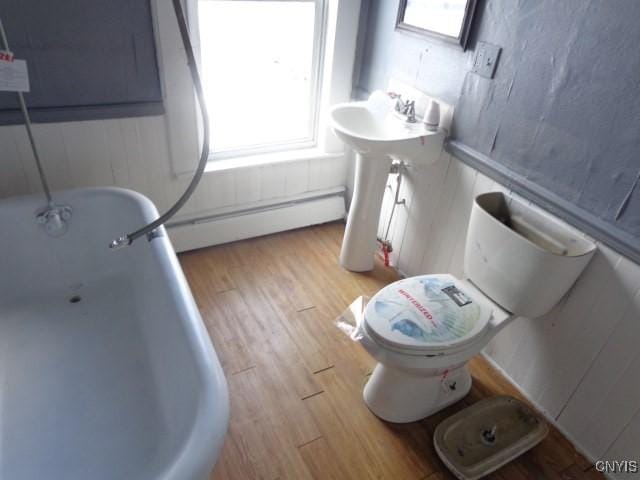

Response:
(192, 0), (328, 161)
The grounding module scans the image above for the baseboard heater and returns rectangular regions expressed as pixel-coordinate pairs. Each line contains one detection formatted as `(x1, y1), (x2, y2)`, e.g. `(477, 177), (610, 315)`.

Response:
(166, 186), (346, 252)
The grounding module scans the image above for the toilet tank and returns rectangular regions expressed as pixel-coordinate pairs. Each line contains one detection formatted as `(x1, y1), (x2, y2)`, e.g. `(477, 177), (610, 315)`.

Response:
(464, 192), (596, 318)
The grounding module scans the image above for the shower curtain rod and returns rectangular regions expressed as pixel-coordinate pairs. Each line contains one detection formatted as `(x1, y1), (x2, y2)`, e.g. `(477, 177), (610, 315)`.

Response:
(0, 15), (53, 205)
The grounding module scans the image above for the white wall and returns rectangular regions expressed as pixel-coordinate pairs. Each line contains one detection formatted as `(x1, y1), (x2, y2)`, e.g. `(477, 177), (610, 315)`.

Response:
(380, 147), (640, 472)
(0, 0), (352, 237)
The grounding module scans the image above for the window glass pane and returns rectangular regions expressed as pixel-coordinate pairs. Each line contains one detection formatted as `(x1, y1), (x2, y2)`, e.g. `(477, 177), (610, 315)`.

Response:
(198, 1), (317, 153)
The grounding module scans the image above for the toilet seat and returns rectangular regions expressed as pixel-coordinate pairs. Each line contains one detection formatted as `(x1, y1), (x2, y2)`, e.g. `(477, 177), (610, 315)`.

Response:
(364, 274), (493, 356)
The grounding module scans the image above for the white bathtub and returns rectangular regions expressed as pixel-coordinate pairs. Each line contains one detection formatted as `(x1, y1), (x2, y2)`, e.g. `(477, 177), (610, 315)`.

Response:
(0, 188), (229, 480)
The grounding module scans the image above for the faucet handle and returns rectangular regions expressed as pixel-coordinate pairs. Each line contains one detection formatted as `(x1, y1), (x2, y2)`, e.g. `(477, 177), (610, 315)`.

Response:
(402, 100), (415, 113)
(403, 100), (417, 123)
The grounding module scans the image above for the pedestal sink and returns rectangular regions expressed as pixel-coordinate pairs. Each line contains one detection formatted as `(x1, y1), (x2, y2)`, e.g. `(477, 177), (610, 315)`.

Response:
(330, 90), (445, 272)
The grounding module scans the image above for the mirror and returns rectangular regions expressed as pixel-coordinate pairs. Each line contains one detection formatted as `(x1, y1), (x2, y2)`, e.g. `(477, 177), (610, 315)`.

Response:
(396, 0), (478, 50)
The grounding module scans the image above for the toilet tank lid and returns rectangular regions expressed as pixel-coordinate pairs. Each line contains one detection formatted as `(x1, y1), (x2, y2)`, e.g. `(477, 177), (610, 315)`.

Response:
(364, 274), (492, 353)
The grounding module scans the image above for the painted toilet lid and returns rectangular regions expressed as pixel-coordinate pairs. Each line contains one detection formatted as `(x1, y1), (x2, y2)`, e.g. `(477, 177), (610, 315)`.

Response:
(364, 274), (493, 354)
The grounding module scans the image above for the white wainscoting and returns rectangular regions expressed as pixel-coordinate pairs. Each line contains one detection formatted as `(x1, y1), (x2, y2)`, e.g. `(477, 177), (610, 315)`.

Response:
(0, 117), (349, 236)
(379, 147), (640, 475)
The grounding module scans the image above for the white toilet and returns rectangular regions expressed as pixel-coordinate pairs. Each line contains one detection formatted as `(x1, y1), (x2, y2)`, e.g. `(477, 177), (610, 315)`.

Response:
(359, 191), (596, 423)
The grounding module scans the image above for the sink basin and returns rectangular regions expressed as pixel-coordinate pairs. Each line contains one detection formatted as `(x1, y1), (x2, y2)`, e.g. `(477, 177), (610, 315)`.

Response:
(329, 90), (446, 272)
(330, 97), (441, 163)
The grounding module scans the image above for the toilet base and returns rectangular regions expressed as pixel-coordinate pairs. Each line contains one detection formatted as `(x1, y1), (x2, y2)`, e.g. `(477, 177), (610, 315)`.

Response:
(363, 362), (472, 423)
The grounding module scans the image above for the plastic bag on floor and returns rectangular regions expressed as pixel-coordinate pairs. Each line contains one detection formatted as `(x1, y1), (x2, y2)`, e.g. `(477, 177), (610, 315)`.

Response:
(335, 295), (369, 341)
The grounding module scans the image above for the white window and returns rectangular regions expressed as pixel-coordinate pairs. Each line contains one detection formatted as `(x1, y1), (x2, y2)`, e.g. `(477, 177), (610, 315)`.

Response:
(197, 0), (326, 159)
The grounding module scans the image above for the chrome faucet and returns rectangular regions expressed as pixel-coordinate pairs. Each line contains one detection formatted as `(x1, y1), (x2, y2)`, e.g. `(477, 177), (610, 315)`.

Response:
(394, 97), (417, 123)
(36, 204), (73, 237)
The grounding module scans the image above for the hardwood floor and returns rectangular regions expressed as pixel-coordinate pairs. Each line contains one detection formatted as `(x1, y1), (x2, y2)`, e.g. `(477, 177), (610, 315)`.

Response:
(179, 222), (604, 480)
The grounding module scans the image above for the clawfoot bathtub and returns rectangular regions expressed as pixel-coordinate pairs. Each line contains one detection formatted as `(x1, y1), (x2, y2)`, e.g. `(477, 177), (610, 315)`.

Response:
(0, 188), (228, 480)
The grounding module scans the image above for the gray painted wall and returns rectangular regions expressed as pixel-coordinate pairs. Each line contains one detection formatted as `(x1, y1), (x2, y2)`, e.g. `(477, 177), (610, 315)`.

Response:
(357, 0), (640, 255)
(357, 0), (474, 103)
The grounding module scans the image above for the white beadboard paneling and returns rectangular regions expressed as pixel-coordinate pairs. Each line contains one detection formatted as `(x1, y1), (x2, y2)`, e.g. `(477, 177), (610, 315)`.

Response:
(134, 116), (175, 213)
(62, 122), (116, 188)
(389, 164), (423, 271)
(11, 125), (46, 194)
(284, 160), (310, 196)
(0, 110), (348, 224)
(430, 161), (477, 274)
(0, 127), (30, 197)
(501, 305), (564, 397)
(116, 119), (151, 195)
(529, 248), (617, 417)
(102, 120), (130, 188)
(173, 175), (202, 216)
(395, 149), (451, 275)
(563, 288), (640, 457)
(605, 408), (640, 479)
(234, 167), (261, 205)
(308, 155), (349, 191)
(164, 86), (200, 176)
(196, 170), (236, 211)
(558, 253), (640, 435)
(541, 246), (625, 403)
(418, 156), (463, 273)
(483, 315), (529, 373)
(585, 344), (640, 457)
(259, 163), (287, 200)
(29, 123), (74, 192)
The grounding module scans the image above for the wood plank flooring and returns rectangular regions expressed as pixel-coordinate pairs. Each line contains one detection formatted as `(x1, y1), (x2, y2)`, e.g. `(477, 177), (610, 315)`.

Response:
(179, 222), (604, 480)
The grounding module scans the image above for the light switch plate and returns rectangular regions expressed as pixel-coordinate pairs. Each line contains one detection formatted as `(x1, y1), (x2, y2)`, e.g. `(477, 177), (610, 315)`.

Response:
(472, 42), (502, 79)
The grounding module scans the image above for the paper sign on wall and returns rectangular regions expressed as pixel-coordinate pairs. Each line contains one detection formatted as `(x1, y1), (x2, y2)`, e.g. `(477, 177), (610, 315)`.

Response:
(0, 51), (30, 92)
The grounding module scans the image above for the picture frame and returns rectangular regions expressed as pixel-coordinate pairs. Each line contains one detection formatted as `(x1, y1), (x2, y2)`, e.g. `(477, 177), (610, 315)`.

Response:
(395, 0), (478, 50)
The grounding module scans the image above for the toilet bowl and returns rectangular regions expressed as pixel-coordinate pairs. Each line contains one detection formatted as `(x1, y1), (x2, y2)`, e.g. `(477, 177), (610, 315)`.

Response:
(359, 192), (596, 423)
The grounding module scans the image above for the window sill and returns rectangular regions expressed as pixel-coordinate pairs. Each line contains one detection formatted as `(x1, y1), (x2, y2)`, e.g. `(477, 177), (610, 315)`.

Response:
(176, 147), (344, 177)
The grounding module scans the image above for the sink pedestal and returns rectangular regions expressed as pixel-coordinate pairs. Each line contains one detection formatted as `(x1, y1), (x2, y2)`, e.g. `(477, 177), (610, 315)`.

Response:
(330, 89), (448, 272)
(340, 153), (392, 271)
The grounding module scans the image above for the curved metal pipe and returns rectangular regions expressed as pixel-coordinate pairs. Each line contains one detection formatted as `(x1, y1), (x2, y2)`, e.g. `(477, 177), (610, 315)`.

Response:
(110, 0), (210, 249)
